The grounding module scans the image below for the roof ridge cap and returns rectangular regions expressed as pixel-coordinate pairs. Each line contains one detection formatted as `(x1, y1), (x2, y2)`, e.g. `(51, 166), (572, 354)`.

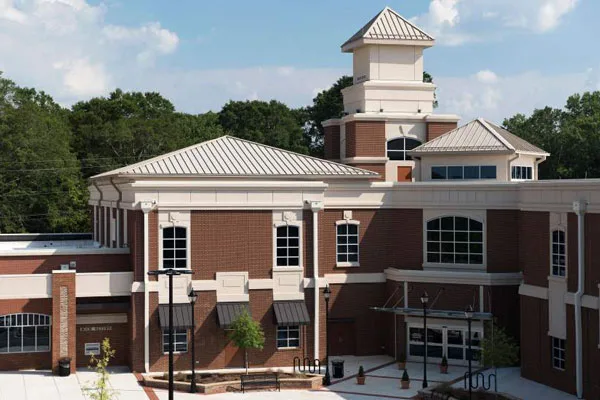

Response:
(477, 118), (515, 151)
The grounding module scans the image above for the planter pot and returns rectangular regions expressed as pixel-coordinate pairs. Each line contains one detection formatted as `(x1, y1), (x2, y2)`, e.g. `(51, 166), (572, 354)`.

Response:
(440, 365), (448, 374)
(397, 362), (406, 370)
(401, 380), (410, 390)
(356, 376), (366, 385)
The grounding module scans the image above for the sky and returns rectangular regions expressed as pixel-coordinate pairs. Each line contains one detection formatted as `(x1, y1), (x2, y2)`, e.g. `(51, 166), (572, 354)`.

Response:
(0, 0), (599, 123)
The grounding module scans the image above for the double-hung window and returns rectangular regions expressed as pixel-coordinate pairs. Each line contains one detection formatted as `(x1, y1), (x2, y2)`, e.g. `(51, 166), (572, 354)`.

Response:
(162, 226), (187, 269)
(0, 313), (51, 353)
(551, 337), (565, 370)
(276, 225), (300, 267)
(551, 230), (566, 277)
(336, 222), (359, 266)
(277, 325), (300, 349)
(162, 328), (188, 353)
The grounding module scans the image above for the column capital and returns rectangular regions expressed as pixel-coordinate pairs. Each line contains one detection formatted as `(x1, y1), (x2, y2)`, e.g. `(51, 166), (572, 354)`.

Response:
(139, 200), (156, 214)
(572, 200), (588, 216)
(308, 201), (324, 212)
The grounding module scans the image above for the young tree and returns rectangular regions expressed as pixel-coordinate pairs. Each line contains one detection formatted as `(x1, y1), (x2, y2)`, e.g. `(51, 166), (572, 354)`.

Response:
(227, 310), (265, 374)
(480, 322), (519, 368)
(86, 338), (118, 400)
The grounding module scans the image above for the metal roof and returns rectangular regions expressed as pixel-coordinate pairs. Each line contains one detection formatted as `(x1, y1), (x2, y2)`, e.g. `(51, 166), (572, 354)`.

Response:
(342, 7), (434, 49)
(216, 302), (251, 329)
(92, 136), (378, 179)
(158, 304), (193, 329)
(409, 118), (549, 156)
(273, 301), (310, 326)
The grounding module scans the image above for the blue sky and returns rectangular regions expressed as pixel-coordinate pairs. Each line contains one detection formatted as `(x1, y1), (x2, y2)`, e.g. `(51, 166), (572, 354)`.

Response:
(1, 0), (599, 123)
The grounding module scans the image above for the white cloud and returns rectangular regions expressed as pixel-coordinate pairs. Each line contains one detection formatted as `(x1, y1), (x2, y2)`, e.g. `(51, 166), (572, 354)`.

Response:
(436, 68), (595, 124)
(0, 0), (178, 102)
(413, 0), (579, 46)
(476, 70), (498, 84)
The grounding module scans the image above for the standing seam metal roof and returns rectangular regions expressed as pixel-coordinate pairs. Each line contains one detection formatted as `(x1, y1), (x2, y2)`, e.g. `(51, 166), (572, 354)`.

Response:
(91, 136), (378, 179)
(342, 7), (434, 48)
(409, 118), (548, 155)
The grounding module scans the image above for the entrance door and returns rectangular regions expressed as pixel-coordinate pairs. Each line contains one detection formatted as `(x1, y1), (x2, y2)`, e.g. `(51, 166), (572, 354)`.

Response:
(329, 321), (356, 356)
(397, 166), (412, 182)
(407, 323), (482, 365)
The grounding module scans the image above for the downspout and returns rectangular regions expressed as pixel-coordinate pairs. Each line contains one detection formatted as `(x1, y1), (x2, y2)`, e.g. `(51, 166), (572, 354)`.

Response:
(310, 201), (324, 362)
(573, 200), (587, 399)
(110, 178), (122, 248)
(92, 182), (103, 244)
(534, 156), (546, 180)
(140, 200), (155, 373)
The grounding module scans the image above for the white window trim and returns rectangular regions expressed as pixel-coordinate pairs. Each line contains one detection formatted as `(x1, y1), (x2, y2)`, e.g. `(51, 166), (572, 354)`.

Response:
(273, 221), (303, 271)
(550, 228), (567, 278)
(422, 212), (486, 271)
(276, 325), (301, 349)
(511, 165), (533, 181)
(335, 220), (360, 268)
(84, 342), (101, 356)
(161, 328), (188, 354)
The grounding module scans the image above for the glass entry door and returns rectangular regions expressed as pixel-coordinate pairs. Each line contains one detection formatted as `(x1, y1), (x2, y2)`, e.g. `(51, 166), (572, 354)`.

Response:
(407, 323), (482, 366)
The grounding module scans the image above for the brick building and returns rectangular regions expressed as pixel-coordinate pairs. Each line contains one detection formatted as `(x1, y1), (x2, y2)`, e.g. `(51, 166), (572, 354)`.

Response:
(0, 6), (598, 399)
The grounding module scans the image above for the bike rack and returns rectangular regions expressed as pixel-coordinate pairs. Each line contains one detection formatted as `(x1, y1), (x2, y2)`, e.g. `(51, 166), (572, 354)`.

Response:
(463, 370), (497, 392)
(293, 356), (321, 374)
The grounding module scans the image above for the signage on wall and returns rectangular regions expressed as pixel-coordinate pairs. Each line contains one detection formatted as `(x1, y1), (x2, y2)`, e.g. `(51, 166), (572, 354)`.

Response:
(79, 326), (113, 333)
(354, 75), (367, 84)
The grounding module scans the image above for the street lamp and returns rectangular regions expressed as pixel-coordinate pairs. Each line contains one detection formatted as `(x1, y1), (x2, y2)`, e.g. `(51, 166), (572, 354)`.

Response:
(323, 285), (331, 386)
(148, 268), (192, 400)
(465, 305), (474, 400)
(420, 291), (429, 388)
(188, 288), (198, 393)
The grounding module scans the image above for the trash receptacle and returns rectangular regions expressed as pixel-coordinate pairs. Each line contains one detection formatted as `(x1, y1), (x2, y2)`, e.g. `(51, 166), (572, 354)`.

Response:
(332, 360), (344, 379)
(58, 357), (71, 377)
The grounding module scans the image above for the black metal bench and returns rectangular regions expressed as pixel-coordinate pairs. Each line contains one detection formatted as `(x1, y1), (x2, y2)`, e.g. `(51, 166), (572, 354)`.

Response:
(240, 373), (280, 393)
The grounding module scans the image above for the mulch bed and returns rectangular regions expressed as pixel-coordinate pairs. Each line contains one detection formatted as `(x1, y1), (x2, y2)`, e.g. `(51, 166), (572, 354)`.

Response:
(157, 371), (311, 384)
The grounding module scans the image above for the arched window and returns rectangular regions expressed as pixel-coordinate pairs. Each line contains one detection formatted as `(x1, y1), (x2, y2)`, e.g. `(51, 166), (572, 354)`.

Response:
(163, 226), (187, 269)
(0, 313), (51, 353)
(276, 225), (300, 267)
(387, 138), (422, 161)
(551, 229), (566, 277)
(336, 221), (359, 265)
(426, 217), (483, 265)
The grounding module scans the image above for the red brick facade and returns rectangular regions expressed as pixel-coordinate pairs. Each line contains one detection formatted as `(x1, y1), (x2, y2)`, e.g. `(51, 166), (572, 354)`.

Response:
(345, 121), (386, 158)
(486, 210), (520, 273)
(519, 211), (550, 286)
(324, 124), (341, 160)
(51, 271), (76, 373)
(0, 253), (130, 275)
(76, 322), (129, 368)
(426, 122), (457, 142)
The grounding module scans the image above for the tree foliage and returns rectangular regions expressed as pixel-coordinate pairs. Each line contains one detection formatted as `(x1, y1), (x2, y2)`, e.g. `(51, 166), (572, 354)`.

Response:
(0, 73), (88, 233)
(86, 338), (118, 400)
(504, 91), (600, 179)
(480, 322), (519, 368)
(227, 310), (265, 373)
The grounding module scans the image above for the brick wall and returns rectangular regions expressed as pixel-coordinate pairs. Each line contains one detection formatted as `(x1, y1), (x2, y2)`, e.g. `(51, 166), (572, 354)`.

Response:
(345, 121), (386, 158)
(567, 212), (600, 295)
(76, 322), (129, 367)
(129, 292), (145, 372)
(426, 122), (457, 142)
(324, 125), (341, 160)
(519, 211), (549, 287)
(190, 211), (272, 280)
(487, 210), (520, 273)
(0, 254), (130, 275)
(51, 271), (76, 373)
(319, 209), (423, 275)
(129, 210), (145, 282)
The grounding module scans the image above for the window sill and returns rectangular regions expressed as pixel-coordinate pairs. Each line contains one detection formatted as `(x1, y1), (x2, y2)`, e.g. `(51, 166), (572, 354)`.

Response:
(548, 275), (567, 283)
(422, 263), (485, 272)
(273, 266), (302, 273)
(162, 351), (188, 355)
(276, 347), (300, 351)
(336, 262), (360, 268)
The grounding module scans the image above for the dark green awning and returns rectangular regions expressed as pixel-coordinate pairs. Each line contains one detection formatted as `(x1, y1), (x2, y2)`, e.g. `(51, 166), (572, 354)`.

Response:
(216, 302), (251, 329)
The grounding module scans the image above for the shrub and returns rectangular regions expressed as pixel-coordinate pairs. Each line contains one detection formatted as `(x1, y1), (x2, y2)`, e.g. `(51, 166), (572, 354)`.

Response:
(401, 369), (409, 382)
(358, 366), (365, 377)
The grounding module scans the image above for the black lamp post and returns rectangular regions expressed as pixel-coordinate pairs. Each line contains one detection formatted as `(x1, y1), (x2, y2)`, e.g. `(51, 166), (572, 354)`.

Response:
(148, 268), (192, 400)
(465, 305), (474, 400)
(323, 285), (331, 386)
(188, 288), (198, 393)
(420, 291), (429, 388)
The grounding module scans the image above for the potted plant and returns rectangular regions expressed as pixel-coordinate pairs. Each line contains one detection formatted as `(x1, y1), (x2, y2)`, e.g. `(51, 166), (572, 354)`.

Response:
(400, 369), (410, 389)
(397, 353), (406, 370)
(440, 355), (448, 374)
(356, 365), (366, 385)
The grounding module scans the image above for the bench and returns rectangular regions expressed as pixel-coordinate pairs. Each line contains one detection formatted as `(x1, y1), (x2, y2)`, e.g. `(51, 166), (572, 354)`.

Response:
(240, 373), (280, 393)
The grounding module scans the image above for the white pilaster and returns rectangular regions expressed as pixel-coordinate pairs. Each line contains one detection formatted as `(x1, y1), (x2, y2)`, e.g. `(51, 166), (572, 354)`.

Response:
(310, 201), (324, 361)
(140, 200), (155, 373)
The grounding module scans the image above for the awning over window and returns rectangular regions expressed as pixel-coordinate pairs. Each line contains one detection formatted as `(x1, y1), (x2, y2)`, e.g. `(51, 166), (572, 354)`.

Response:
(273, 301), (310, 326)
(216, 302), (251, 329)
(158, 304), (193, 329)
